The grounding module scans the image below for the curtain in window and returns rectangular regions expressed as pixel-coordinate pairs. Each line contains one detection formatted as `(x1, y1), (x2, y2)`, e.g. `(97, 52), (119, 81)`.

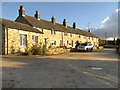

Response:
(35, 36), (38, 43)
(20, 34), (27, 46)
(20, 34), (22, 46)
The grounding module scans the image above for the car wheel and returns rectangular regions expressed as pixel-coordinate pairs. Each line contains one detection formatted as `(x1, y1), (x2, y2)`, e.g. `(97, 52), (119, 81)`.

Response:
(86, 48), (89, 52)
(90, 48), (93, 52)
(77, 50), (80, 52)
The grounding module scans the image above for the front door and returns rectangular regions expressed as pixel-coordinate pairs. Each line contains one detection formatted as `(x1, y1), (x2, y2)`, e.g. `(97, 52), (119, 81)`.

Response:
(43, 38), (47, 45)
(59, 40), (62, 46)
(71, 41), (73, 47)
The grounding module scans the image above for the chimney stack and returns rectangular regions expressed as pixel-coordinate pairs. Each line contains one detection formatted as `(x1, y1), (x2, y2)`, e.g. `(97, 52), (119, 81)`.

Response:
(73, 22), (76, 29)
(88, 22), (91, 32)
(51, 16), (55, 25)
(19, 5), (25, 17)
(63, 19), (67, 28)
(34, 10), (40, 20)
(88, 30), (91, 33)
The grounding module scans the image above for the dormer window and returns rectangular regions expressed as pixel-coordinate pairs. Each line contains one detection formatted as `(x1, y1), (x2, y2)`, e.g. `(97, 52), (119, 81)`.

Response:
(38, 28), (42, 32)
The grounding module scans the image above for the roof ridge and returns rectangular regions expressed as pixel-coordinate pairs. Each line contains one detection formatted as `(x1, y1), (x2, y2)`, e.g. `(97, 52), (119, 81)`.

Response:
(17, 15), (97, 37)
(2, 18), (43, 33)
(25, 15), (84, 31)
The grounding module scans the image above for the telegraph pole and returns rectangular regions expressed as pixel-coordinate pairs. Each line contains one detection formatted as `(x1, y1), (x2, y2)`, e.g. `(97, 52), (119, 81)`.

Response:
(105, 32), (107, 45)
(105, 32), (107, 40)
(88, 22), (91, 33)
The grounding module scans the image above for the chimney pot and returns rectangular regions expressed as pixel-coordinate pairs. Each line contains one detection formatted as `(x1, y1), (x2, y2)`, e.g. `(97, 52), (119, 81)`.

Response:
(73, 22), (76, 29)
(19, 5), (25, 16)
(34, 10), (40, 20)
(51, 16), (55, 25)
(88, 30), (91, 33)
(63, 19), (67, 28)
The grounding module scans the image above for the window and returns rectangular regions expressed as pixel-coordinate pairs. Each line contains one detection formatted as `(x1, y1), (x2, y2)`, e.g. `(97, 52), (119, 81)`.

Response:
(51, 30), (55, 35)
(43, 38), (47, 45)
(38, 28), (42, 32)
(50, 40), (56, 45)
(81, 43), (87, 46)
(32, 35), (38, 43)
(69, 33), (72, 37)
(66, 40), (69, 44)
(92, 37), (93, 40)
(88, 43), (92, 46)
(94, 42), (95, 46)
(84, 36), (86, 39)
(77, 35), (80, 38)
(71, 41), (73, 47)
(59, 40), (62, 46)
(89, 37), (90, 40)
(20, 34), (27, 47)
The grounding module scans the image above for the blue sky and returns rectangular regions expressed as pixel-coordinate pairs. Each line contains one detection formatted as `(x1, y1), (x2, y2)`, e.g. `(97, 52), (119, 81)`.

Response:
(2, 2), (118, 29)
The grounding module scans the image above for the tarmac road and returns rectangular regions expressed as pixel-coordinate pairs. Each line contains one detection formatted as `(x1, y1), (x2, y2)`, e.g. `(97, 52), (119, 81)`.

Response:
(2, 48), (119, 88)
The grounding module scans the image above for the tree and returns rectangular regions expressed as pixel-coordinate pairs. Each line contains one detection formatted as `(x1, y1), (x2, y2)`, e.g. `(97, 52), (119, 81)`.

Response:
(75, 41), (80, 49)
(116, 38), (120, 45)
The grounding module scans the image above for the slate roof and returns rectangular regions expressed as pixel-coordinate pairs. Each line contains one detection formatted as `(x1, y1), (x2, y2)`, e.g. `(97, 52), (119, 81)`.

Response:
(0, 18), (43, 34)
(15, 15), (97, 38)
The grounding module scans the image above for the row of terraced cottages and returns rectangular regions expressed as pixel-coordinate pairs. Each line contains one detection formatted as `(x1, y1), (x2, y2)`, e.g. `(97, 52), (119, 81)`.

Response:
(0, 5), (99, 55)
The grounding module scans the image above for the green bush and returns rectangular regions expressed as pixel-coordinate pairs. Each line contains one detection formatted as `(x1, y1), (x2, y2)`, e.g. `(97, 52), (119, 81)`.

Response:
(42, 45), (47, 55)
(27, 44), (47, 55)
(48, 45), (52, 49)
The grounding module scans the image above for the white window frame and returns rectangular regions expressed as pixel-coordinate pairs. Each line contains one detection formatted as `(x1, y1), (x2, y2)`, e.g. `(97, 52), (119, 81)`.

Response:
(38, 28), (42, 32)
(69, 33), (72, 37)
(59, 40), (62, 46)
(32, 35), (38, 43)
(50, 40), (56, 46)
(20, 34), (27, 47)
(77, 35), (80, 38)
(66, 40), (69, 44)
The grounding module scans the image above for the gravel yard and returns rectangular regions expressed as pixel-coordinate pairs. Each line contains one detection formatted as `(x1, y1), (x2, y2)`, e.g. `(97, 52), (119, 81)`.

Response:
(2, 48), (118, 88)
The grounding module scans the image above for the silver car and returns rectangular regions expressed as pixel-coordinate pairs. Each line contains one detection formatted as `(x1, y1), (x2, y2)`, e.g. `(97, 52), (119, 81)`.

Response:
(77, 43), (93, 52)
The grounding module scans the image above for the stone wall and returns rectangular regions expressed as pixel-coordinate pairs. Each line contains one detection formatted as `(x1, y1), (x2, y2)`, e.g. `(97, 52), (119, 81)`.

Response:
(2, 26), (99, 55)
(41, 28), (99, 49)
(4, 27), (42, 55)
(46, 48), (70, 55)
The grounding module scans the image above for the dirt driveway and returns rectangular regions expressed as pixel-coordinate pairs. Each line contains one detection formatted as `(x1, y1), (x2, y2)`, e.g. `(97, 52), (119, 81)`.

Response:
(1, 48), (119, 88)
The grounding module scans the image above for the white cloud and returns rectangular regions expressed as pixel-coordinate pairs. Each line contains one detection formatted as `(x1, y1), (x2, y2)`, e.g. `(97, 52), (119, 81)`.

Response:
(84, 9), (118, 40)
(101, 16), (109, 24)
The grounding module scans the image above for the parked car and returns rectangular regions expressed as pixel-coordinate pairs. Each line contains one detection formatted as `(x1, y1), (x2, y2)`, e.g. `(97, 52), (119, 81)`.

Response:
(77, 43), (93, 52)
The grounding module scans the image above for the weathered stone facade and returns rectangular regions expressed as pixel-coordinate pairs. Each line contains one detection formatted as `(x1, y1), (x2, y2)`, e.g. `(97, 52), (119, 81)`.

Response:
(2, 26), (99, 55)
(3, 27), (42, 54)
(1, 5), (99, 55)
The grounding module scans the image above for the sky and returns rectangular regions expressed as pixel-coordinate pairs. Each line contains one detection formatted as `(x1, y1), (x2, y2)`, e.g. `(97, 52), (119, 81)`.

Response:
(1, 2), (118, 39)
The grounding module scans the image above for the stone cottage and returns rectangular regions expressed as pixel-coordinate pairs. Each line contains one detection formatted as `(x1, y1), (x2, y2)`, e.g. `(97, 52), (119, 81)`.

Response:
(1, 5), (99, 55)
(1, 18), (43, 55)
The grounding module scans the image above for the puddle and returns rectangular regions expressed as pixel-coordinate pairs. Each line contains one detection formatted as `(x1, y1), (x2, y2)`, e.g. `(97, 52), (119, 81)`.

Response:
(91, 67), (103, 70)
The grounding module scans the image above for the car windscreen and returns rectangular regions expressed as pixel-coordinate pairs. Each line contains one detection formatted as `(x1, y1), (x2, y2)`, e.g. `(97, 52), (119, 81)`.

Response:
(80, 43), (87, 46)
